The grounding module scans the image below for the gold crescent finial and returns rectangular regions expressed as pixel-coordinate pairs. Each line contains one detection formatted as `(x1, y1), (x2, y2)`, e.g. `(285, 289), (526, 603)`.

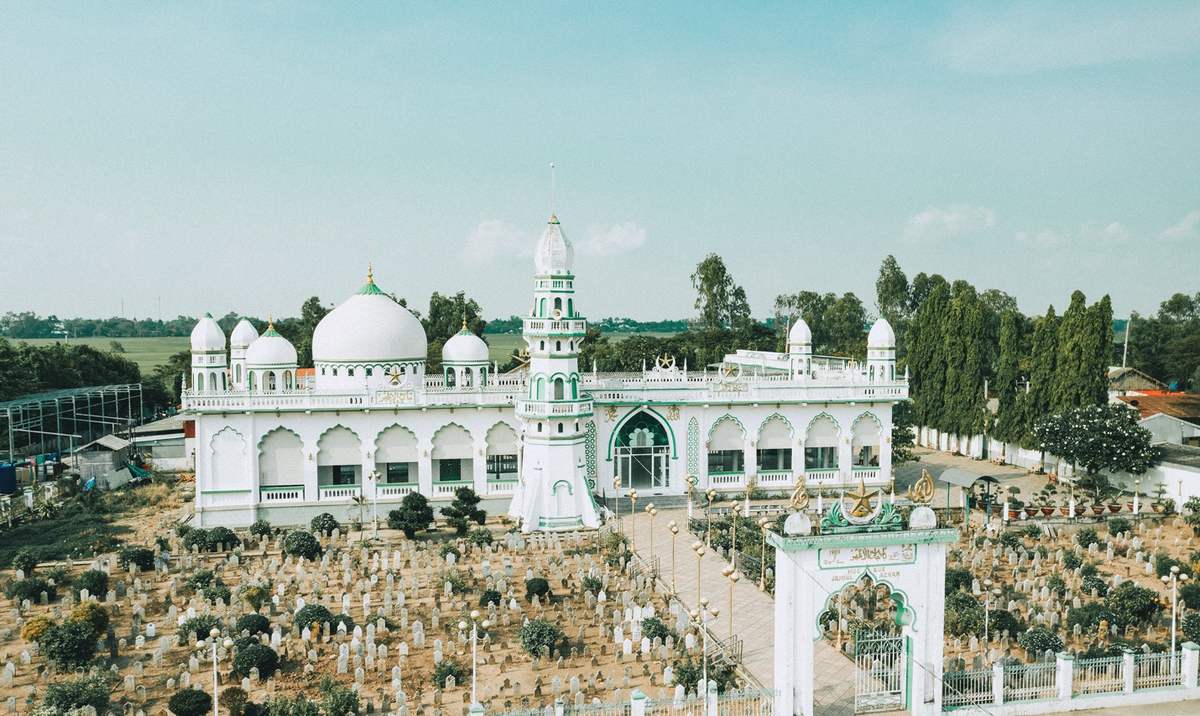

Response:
(367, 263), (374, 284)
(908, 468), (935, 505)
(267, 314), (274, 330)
(462, 315), (468, 331)
(789, 476), (810, 511)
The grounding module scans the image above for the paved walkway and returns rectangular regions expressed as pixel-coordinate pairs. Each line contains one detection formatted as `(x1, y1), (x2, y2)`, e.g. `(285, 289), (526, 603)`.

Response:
(623, 508), (857, 711)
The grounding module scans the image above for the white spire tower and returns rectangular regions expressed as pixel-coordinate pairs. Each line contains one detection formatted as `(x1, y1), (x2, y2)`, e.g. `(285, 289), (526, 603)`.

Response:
(509, 193), (600, 531)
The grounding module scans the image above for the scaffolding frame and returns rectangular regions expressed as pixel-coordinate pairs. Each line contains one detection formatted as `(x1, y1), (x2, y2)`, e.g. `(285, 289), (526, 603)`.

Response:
(0, 384), (144, 464)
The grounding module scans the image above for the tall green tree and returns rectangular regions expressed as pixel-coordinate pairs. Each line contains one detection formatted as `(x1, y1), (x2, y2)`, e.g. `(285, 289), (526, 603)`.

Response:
(992, 311), (1024, 443)
(1052, 291), (1092, 413)
(875, 255), (910, 326)
(690, 254), (751, 332)
(907, 276), (950, 429)
(1026, 307), (1059, 445)
(423, 291), (487, 374)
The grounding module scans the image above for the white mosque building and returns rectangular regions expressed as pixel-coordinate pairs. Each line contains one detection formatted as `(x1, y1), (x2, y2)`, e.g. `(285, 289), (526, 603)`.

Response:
(183, 213), (906, 531)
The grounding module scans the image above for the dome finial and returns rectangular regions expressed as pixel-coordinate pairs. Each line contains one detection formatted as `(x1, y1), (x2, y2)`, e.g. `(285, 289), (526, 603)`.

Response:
(461, 315), (468, 332)
(367, 262), (374, 284)
(549, 161), (556, 218)
(267, 314), (274, 330)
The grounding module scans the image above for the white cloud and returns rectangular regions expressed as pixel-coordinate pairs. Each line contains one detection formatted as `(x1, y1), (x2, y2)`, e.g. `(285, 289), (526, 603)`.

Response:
(1160, 210), (1200, 242)
(903, 205), (995, 242)
(934, 3), (1200, 75)
(1016, 221), (1131, 247)
(577, 222), (648, 257)
(462, 220), (529, 263)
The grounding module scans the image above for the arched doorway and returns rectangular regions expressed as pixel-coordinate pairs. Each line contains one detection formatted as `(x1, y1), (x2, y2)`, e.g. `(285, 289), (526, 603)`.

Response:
(614, 410), (671, 490)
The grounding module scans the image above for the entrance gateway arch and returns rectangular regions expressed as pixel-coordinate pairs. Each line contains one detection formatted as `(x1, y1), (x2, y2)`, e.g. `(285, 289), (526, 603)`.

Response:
(771, 474), (958, 715)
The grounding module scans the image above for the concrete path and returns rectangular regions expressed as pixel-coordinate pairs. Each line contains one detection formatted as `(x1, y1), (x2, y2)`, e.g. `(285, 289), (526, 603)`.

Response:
(623, 508), (858, 712)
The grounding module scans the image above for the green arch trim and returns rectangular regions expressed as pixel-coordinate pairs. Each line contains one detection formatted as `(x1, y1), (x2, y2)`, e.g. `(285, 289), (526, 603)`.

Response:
(814, 569), (914, 637)
(605, 406), (678, 461)
(707, 413), (746, 442)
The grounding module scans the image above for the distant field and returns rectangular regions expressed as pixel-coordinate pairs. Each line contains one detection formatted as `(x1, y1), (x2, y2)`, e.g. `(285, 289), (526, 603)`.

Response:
(13, 331), (675, 374)
(15, 336), (189, 374)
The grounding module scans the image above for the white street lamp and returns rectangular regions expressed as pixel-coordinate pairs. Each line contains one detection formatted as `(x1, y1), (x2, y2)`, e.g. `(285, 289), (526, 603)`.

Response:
(461, 610), (489, 706)
(1163, 566), (1189, 674)
(690, 599), (720, 694)
(197, 627), (233, 716)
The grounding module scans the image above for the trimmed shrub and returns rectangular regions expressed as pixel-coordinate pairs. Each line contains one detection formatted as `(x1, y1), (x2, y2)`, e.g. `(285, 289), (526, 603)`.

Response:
(294, 604), (334, 631)
(310, 513), (340, 536)
(441, 487), (487, 534)
(186, 569), (215, 591)
(233, 643), (279, 679)
(388, 493), (434, 538)
(1018, 626), (1063, 655)
(999, 532), (1021, 550)
(181, 527), (209, 551)
(1082, 575), (1109, 597)
(12, 548), (38, 574)
(641, 616), (674, 643)
(525, 577), (551, 601)
(1075, 528), (1100, 549)
(249, 519), (273, 539)
(520, 618), (563, 657)
(431, 659), (465, 688)
(39, 620), (98, 667)
(1080, 563), (1098, 578)
(467, 527), (494, 547)
(179, 614), (222, 643)
(222, 687), (249, 716)
(20, 614), (55, 642)
(283, 531), (322, 560)
(479, 589), (502, 607)
(43, 673), (113, 714)
(331, 613), (355, 633)
(68, 601), (111, 636)
(119, 546), (156, 571)
(168, 688), (212, 716)
(236, 613), (271, 636)
(74, 569), (109, 597)
(1107, 517), (1131, 536)
(1105, 581), (1161, 628)
(944, 592), (983, 637)
(945, 568), (973, 595)
(205, 526), (239, 551)
(581, 576), (603, 595)
(6, 577), (55, 602)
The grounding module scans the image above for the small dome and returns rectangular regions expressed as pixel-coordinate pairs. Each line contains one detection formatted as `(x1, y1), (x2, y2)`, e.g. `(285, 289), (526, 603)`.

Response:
(533, 215), (574, 275)
(312, 270), (427, 364)
(190, 314), (226, 352)
(868, 318), (896, 348)
(230, 318), (259, 349)
(788, 318), (812, 347)
(442, 326), (489, 364)
(246, 326), (297, 366)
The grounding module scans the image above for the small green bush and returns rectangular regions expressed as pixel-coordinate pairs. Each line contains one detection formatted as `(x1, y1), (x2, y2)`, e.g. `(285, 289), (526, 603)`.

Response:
(1075, 528), (1099, 549)
(467, 527), (494, 547)
(310, 513), (340, 536)
(641, 616), (674, 642)
(1155, 552), (1188, 578)
(319, 676), (360, 716)
(222, 687), (249, 716)
(1082, 575), (1109, 597)
(68, 601), (111, 636)
(1047, 575), (1067, 598)
(74, 569), (109, 597)
(1018, 626), (1063, 655)
(945, 568), (973, 595)
(203, 581), (232, 604)
(1184, 613), (1200, 644)
(249, 519), (273, 539)
(205, 527), (240, 551)
(118, 546), (156, 571)
(233, 643), (279, 679)
(388, 493), (434, 538)
(43, 673), (112, 714)
(6, 577), (55, 602)
(179, 614), (222, 643)
(1067, 602), (1116, 632)
(168, 688), (212, 716)
(1063, 553), (1082, 571)
(439, 543), (461, 560)
(39, 620), (99, 667)
(240, 583), (272, 611)
(525, 577), (551, 601)
(294, 604), (333, 631)
(432, 659), (465, 687)
(181, 527), (209, 551)
(479, 589), (502, 607)
(1105, 581), (1161, 628)
(945, 592), (984, 637)
(673, 656), (737, 694)
(442, 570), (468, 594)
(283, 531), (322, 560)
(581, 575), (603, 595)
(999, 532), (1022, 550)
(520, 618), (563, 657)
(187, 569), (215, 591)
(331, 613), (355, 633)
(12, 548), (38, 574)
(1180, 582), (1200, 609)
(236, 613), (271, 636)
(1107, 517), (1131, 536)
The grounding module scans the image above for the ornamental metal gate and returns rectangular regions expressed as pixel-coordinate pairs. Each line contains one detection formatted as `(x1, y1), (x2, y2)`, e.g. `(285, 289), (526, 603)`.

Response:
(853, 632), (906, 713)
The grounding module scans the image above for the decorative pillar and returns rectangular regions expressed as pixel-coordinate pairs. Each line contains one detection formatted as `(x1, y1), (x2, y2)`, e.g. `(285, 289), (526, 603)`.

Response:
(473, 443), (488, 495)
(991, 661), (1004, 705)
(1183, 642), (1199, 689)
(418, 446), (434, 499)
(629, 689), (647, 716)
(1055, 652), (1074, 702)
(1123, 649), (1135, 693)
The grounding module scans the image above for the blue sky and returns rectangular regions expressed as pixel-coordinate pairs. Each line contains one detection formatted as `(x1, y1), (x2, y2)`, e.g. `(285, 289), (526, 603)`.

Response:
(1, 2), (1198, 322)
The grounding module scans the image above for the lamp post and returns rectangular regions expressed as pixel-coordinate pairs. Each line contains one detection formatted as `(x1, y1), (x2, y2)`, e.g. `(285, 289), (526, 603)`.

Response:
(1134, 479), (1141, 515)
(686, 474), (698, 519)
(729, 502), (738, 565)
(705, 489), (717, 547)
(197, 627), (233, 716)
(982, 579), (1002, 648)
(722, 566), (740, 638)
(1162, 566), (1189, 674)
(692, 541), (705, 605)
(460, 610), (490, 707)
(613, 475), (622, 533)
(668, 521), (679, 594)
(370, 469), (380, 538)
(690, 600), (720, 692)
(757, 517), (771, 591)
(646, 504), (657, 573)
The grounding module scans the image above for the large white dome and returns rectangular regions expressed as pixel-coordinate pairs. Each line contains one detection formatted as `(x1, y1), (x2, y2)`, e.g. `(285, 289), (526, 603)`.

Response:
(190, 314), (226, 352)
(442, 327), (489, 364)
(533, 215), (574, 275)
(246, 327), (297, 366)
(868, 318), (896, 348)
(312, 274), (427, 364)
(230, 318), (259, 349)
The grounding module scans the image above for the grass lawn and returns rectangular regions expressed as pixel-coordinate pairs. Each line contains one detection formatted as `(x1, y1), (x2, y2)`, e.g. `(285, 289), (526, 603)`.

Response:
(16, 336), (189, 374)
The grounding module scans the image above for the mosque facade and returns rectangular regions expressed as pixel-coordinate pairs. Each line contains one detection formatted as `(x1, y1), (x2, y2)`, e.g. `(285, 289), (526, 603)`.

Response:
(183, 214), (905, 531)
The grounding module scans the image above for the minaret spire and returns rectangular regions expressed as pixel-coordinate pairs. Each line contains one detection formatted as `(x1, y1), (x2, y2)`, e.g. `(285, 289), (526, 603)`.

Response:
(549, 161), (557, 220)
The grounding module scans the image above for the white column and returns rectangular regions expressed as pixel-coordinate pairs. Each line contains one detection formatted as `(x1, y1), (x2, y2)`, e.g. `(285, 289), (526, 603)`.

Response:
(1183, 642), (1199, 689)
(418, 446), (434, 498)
(744, 437), (755, 488)
(991, 661), (1004, 705)
(1123, 649), (1135, 693)
(1055, 652), (1073, 702)
(303, 438), (319, 504)
(473, 442), (488, 495)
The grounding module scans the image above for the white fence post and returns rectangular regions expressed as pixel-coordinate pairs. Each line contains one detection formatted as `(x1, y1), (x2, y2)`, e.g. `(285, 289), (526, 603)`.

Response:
(629, 689), (647, 716)
(992, 662), (1004, 705)
(706, 681), (718, 716)
(1184, 642), (1200, 689)
(1055, 652), (1074, 702)
(1123, 650), (1136, 694)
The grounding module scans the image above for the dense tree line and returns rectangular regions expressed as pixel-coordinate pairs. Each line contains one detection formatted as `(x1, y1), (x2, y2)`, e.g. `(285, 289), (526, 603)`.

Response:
(0, 312), (199, 339)
(0, 338), (170, 407)
(1119, 292), (1200, 390)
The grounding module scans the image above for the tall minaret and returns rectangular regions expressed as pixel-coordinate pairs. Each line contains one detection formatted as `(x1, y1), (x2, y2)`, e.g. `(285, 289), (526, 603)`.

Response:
(509, 213), (600, 532)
